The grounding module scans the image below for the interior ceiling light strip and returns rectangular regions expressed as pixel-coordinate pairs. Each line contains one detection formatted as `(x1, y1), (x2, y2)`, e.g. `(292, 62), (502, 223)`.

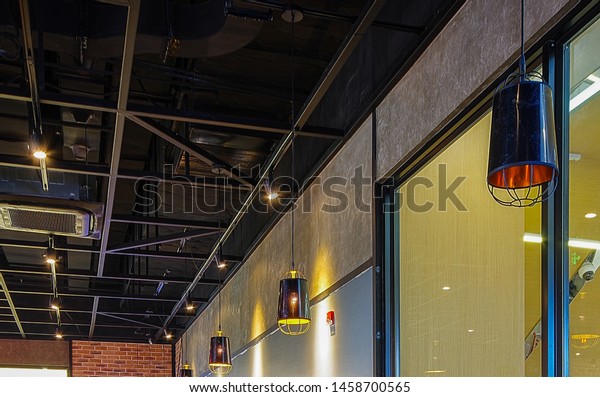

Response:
(570, 74), (600, 111)
(523, 233), (600, 250)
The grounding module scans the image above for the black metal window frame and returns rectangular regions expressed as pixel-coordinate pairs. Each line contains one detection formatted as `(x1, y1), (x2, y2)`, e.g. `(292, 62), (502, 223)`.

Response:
(374, 1), (600, 377)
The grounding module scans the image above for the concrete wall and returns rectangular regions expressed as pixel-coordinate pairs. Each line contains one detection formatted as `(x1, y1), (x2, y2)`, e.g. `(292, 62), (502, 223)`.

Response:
(375, 0), (576, 180)
(227, 269), (372, 377)
(183, 117), (373, 376)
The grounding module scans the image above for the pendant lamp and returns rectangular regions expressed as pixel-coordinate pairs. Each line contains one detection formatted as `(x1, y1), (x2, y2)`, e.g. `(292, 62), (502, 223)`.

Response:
(208, 249), (232, 375)
(487, 0), (558, 207)
(180, 363), (193, 377)
(277, 3), (311, 336)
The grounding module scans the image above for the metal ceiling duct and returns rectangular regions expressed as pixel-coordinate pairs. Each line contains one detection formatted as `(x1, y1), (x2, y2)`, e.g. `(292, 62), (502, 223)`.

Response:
(0, 0), (264, 59)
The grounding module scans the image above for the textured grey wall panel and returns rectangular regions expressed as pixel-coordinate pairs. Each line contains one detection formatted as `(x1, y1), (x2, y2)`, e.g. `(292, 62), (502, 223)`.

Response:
(376, 0), (576, 180)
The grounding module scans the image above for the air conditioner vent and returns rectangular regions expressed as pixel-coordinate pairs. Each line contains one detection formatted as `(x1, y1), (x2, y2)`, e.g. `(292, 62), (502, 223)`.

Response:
(5, 208), (80, 235)
(0, 195), (103, 239)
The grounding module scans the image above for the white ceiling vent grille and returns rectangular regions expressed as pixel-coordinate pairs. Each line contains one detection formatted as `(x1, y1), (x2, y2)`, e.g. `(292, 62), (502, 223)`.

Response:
(0, 196), (103, 238)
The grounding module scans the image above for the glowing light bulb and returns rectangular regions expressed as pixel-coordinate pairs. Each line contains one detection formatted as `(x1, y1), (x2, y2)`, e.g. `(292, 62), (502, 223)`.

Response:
(33, 150), (47, 159)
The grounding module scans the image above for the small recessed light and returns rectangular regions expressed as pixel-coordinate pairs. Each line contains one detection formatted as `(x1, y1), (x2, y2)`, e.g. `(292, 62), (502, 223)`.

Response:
(585, 213), (597, 219)
(467, 329), (475, 333)
(442, 286), (451, 291)
(576, 352), (581, 356)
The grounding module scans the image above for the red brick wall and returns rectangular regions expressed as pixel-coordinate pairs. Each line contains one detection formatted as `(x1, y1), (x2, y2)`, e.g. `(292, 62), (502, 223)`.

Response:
(174, 339), (182, 377)
(71, 341), (172, 377)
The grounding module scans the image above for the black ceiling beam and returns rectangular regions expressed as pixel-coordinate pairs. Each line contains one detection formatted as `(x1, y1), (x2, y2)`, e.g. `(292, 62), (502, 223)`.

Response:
(126, 103), (343, 139)
(117, 168), (251, 190)
(0, 238), (241, 261)
(0, 267), (220, 285)
(13, 307), (193, 318)
(0, 238), (98, 254)
(126, 115), (256, 189)
(238, 0), (424, 34)
(0, 154), (252, 190)
(0, 111), (113, 132)
(0, 319), (172, 330)
(107, 229), (220, 253)
(111, 214), (225, 231)
(97, 312), (161, 329)
(108, 250), (240, 262)
(0, 87), (344, 140)
(7, 286), (188, 302)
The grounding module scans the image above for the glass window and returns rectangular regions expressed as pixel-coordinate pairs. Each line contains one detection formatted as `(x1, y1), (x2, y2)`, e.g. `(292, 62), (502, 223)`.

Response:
(568, 16), (600, 377)
(396, 112), (541, 376)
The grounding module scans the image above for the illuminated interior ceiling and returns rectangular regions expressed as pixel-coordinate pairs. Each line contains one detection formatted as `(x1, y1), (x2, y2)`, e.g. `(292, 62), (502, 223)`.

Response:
(0, 0), (461, 342)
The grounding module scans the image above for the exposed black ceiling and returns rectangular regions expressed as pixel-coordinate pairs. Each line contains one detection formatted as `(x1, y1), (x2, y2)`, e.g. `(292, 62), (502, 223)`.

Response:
(0, 0), (461, 343)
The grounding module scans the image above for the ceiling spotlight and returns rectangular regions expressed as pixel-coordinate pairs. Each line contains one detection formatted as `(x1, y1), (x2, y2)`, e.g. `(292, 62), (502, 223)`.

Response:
(185, 296), (195, 312)
(442, 286), (451, 291)
(30, 131), (47, 160)
(50, 296), (61, 311)
(585, 213), (597, 219)
(467, 329), (475, 333)
(164, 330), (173, 340)
(218, 243), (227, 269)
(55, 326), (63, 339)
(44, 248), (58, 266)
(33, 150), (47, 159)
(267, 191), (279, 201)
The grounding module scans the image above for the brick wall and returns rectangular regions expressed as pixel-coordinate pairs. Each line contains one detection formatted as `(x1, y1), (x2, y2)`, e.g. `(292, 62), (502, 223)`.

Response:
(71, 341), (172, 377)
(174, 339), (182, 377)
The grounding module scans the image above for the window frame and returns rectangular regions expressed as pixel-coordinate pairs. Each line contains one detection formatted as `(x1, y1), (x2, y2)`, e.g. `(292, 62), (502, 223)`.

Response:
(374, 1), (600, 377)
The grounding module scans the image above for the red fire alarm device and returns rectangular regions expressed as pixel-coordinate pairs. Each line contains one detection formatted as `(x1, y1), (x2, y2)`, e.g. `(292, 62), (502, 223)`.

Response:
(326, 311), (335, 326)
(326, 311), (336, 335)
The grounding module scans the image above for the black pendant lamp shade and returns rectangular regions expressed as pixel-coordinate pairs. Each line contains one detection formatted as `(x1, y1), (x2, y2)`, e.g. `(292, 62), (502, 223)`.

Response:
(180, 363), (193, 377)
(487, 77), (558, 206)
(486, 0), (558, 207)
(208, 330), (232, 376)
(277, 270), (311, 335)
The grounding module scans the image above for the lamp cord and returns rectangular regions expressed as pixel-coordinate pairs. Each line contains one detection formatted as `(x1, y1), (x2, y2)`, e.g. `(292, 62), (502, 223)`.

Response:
(519, 0), (526, 78)
(217, 264), (222, 331)
(290, 1), (296, 271)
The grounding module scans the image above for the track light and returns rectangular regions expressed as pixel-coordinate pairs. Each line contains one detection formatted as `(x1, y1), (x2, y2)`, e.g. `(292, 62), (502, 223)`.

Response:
(50, 296), (61, 311)
(55, 326), (63, 339)
(30, 131), (46, 160)
(185, 296), (195, 312)
(218, 244), (227, 269)
(164, 330), (173, 340)
(33, 150), (46, 159)
(44, 237), (60, 266)
(44, 248), (57, 266)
